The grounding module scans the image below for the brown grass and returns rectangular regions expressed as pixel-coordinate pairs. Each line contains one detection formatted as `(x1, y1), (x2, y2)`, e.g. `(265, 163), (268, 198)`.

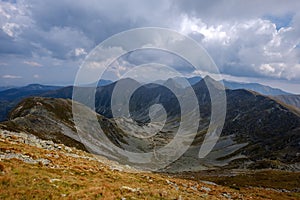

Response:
(0, 136), (299, 200)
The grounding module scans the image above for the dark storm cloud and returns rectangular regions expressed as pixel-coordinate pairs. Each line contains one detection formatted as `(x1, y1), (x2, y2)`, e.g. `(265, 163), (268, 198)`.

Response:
(120, 49), (194, 73)
(28, 0), (138, 43)
(0, 0), (300, 92)
(0, 30), (31, 56)
(173, 0), (300, 22)
(0, 0), (175, 59)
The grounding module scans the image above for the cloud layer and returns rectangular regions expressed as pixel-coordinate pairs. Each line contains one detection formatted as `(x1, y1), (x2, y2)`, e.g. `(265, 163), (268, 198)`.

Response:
(0, 0), (299, 92)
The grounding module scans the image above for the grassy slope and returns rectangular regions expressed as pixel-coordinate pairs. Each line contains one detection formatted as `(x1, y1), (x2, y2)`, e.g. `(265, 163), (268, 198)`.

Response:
(0, 132), (299, 199)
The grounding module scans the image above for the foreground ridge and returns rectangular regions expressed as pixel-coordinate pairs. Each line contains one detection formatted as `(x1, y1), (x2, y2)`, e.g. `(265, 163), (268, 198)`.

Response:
(0, 129), (299, 199)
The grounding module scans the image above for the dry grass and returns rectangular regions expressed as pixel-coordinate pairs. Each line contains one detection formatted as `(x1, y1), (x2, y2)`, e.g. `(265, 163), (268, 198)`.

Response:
(176, 169), (300, 200)
(0, 136), (299, 199)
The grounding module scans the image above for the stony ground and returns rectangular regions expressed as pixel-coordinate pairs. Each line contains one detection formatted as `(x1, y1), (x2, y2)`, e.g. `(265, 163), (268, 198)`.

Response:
(0, 129), (299, 199)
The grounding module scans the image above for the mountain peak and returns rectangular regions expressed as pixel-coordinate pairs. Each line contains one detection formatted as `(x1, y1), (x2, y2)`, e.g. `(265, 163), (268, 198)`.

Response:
(163, 78), (184, 89)
(187, 76), (202, 85)
(193, 75), (225, 91)
(113, 78), (140, 86)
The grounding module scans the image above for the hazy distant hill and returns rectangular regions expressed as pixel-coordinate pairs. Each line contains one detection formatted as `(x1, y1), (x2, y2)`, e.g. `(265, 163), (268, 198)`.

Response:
(0, 86), (15, 92)
(222, 80), (291, 95)
(273, 95), (300, 109)
(82, 79), (113, 87)
(0, 84), (62, 121)
(184, 76), (291, 96)
(0, 84), (62, 101)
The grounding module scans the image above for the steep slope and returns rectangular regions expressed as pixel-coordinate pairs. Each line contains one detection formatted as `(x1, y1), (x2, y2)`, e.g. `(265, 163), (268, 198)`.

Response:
(222, 89), (300, 167)
(159, 78), (299, 171)
(0, 97), (86, 151)
(0, 97), (176, 169)
(0, 97), (139, 154)
(95, 78), (141, 118)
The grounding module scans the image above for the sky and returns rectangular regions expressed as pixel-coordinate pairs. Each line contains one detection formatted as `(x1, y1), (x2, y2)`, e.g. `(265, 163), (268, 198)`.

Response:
(0, 0), (300, 94)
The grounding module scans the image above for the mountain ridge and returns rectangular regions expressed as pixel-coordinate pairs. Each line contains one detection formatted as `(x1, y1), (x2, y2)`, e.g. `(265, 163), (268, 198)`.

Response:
(1, 76), (299, 171)
(222, 80), (291, 95)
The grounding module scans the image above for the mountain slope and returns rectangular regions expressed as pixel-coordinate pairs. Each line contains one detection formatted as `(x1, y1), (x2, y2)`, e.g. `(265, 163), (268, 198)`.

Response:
(272, 95), (300, 110)
(0, 97), (175, 169)
(1, 97), (86, 151)
(164, 77), (300, 171)
(1, 97), (138, 153)
(2, 129), (299, 200)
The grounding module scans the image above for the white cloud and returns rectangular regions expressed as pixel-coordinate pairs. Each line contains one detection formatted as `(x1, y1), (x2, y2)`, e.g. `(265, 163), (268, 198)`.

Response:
(0, 62), (8, 66)
(259, 63), (276, 74)
(180, 15), (230, 45)
(2, 22), (20, 37)
(74, 48), (87, 56)
(85, 46), (126, 70)
(2, 74), (22, 79)
(0, 5), (12, 19)
(1, 0), (300, 92)
(33, 74), (40, 78)
(23, 61), (42, 67)
(0, 1), (32, 37)
(179, 14), (300, 81)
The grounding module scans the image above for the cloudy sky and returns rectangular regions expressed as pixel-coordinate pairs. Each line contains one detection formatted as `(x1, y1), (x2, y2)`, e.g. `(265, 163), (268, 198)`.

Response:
(0, 0), (300, 93)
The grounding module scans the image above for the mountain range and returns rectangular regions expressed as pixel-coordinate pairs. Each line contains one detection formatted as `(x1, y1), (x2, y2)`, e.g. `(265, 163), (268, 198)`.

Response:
(165, 76), (292, 96)
(222, 80), (291, 96)
(0, 77), (299, 171)
(0, 77), (297, 121)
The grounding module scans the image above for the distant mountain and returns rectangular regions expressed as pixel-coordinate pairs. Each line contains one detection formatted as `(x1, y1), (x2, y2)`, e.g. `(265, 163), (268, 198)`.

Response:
(0, 86), (15, 92)
(187, 76), (202, 85)
(222, 80), (291, 95)
(272, 95), (300, 110)
(164, 76), (202, 87)
(158, 76), (202, 87)
(83, 79), (113, 87)
(97, 79), (113, 86)
(180, 77), (290, 96)
(0, 84), (62, 101)
(42, 86), (74, 99)
(0, 84), (63, 121)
